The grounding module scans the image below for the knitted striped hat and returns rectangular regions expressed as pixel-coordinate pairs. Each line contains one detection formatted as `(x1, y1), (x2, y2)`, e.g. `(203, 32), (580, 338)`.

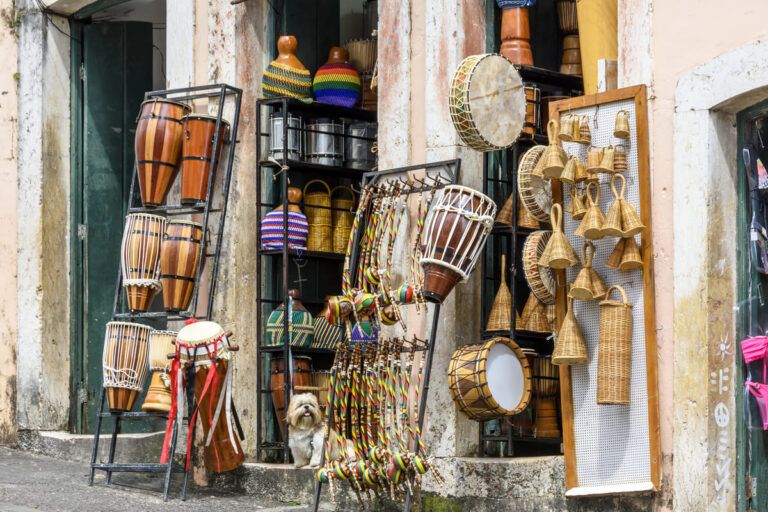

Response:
(262, 61), (313, 101)
(312, 62), (362, 108)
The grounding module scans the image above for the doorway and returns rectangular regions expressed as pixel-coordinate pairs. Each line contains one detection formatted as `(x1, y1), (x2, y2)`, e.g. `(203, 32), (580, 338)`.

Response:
(70, 0), (166, 434)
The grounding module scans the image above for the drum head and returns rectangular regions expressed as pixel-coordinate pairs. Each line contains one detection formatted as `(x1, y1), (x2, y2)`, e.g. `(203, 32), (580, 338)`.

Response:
(486, 341), (528, 412)
(467, 55), (525, 149)
(177, 320), (224, 345)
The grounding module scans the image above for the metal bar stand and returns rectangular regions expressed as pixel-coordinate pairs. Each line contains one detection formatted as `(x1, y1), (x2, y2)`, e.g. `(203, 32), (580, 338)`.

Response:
(88, 84), (243, 501)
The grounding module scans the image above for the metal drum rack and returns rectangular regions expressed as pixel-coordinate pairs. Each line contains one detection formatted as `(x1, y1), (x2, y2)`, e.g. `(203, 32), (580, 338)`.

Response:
(88, 83), (243, 501)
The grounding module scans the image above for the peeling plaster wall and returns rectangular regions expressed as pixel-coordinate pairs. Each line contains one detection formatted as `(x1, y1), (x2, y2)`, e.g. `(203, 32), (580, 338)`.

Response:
(0, 0), (18, 444)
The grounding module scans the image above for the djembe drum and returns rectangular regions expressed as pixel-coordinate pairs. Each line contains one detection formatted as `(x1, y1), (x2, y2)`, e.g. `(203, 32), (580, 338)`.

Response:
(176, 321), (243, 473)
(420, 185), (496, 303)
(448, 337), (532, 421)
(533, 356), (561, 438)
(160, 220), (203, 312)
(181, 115), (230, 205)
(268, 113), (304, 161)
(270, 355), (312, 440)
(135, 99), (191, 207)
(121, 213), (166, 312)
(141, 330), (177, 413)
(307, 119), (344, 167)
(102, 321), (151, 411)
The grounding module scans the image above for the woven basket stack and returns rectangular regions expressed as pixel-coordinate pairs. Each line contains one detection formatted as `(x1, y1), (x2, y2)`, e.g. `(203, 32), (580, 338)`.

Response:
(331, 186), (356, 254)
(304, 180), (333, 253)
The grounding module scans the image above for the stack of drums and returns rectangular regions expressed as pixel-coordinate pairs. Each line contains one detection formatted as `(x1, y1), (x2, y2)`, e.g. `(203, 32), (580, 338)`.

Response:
(344, 38), (377, 111)
(160, 220), (204, 312)
(522, 86), (541, 138)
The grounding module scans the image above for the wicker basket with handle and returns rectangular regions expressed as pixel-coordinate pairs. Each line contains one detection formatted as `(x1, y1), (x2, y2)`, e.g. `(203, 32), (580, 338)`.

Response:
(597, 285), (633, 405)
(331, 186), (356, 254)
(304, 179), (332, 252)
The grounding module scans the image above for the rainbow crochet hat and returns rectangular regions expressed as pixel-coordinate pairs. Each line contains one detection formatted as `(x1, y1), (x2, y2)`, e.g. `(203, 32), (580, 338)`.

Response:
(312, 62), (362, 108)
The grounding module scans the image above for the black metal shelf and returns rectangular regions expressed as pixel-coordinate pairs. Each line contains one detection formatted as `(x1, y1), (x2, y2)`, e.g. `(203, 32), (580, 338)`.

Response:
(259, 158), (367, 180)
(258, 345), (336, 355)
(260, 249), (345, 261)
(257, 97), (377, 122)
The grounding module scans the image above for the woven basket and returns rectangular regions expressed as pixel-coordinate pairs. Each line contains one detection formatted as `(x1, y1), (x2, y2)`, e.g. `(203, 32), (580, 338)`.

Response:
(486, 255), (517, 332)
(575, 181), (605, 240)
(539, 204), (578, 269)
(518, 145), (552, 222)
(570, 241), (597, 301)
(586, 147), (603, 174)
(331, 186), (356, 254)
(575, 158), (590, 183)
(597, 285), (633, 405)
(523, 230), (555, 304)
(619, 236), (643, 271)
(542, 120), (566, 179)
(495, 194), (513, 227)
(558, 115), (574, 143)
(620, 197), (645, 237)
(614, 110), (630, 139)
(552, 295), (588, 365)
(578, 116), (591, 145)
(614, 144), (627, 173)
(607, 238), (625, 269)
(520, 294), (551, 333)
(570, 187), (587, 220)
(597, 145), (616, 174)
(560, 156), (578, 185)
(602, 174), (626, 237)
(304, 180), (332, 252)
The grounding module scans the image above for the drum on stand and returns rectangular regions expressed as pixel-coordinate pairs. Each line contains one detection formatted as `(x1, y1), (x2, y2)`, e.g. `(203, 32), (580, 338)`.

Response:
(135, 99), (191, 207)
(448, 337), (532, 421)
(181, 115), (230, 205)
(420, 185), (496, 303)
(345, 122), (377, 170)
(306, 119), (344, 167)
(177, 321), (243, 473)
(141, 330), (177, 413)
(160, 220), (203, 312)
(270, 355), (313, 440)
(533, 356), (561, 438)
(102, 321), (151, 411)
(121, 213), (166, 312)
(268, 113), (303, 161)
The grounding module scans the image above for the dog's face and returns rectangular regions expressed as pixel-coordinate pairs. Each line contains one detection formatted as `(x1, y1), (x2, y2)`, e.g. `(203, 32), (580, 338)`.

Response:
(287, 392), (323, 430)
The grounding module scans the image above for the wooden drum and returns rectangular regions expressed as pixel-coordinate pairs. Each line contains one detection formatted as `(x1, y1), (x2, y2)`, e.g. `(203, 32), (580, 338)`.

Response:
(121, 213), (166, 312)
(448, 337), (532, 421)
(160, 220), (203, 312)
(420, 185), (496, 303)
(135, 99), (191, 207)
(102, 321), (151, 411)
(270, 355), (312, 440)
(141, 330), (177, 413)
(181, 115), (230, 205)
(523, 85), (541, 137)
(533, 356), (561, 438)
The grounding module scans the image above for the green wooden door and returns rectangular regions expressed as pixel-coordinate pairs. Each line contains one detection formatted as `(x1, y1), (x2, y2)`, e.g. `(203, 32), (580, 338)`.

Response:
(283, 0), (340, 73)
(73, 21), (153, 433)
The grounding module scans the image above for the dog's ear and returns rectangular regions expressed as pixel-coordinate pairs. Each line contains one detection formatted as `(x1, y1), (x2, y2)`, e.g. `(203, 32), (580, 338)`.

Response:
(287, 395), (302, 428)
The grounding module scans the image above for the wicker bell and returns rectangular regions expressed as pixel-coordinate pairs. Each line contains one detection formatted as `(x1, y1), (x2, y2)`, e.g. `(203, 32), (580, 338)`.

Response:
(570, 187), (587, 220)
(495, 194), (513, 227)
(614, 110), (630, 139)
(539, 204), (579, 269)
(602, 174), (626, 238)
(486, 255), (519, 332)
(518, 200), (541, 229)
(552, 295), (588, 365)
(520, 294), (551, 333)
(570, 241), (599, 301)
(578, 116), (591, 145)
(561, 156), (578, 185)
(574, 158), (590, 183)
(331, 186), (356, 254)
(597, 285), (633, 405)
(614, 144), (627, 173)
(620, 197), (645, 237)
(542, 120), (566, 179)
(304, 179), (333, 252)
(558, 114), (575, 142)
(571, 115), (581, 142)
(597, 145), (615, 174)
(575, 182), (605, 240)
(586, 147), (603, 173)
(608, 236), (643, 271)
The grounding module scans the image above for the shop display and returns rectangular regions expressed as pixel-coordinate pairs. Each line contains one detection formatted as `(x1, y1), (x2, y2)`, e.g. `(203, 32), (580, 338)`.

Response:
(420, 185), (496, 303)
(486, 255), (519, 333)
(102, 321), (151, 411)
(344, 38), (377, 75)
(448, 337), (532, 421)
(135, 98), (190, 207)
(141, 330), (177, 413)
(268, 113), (303, 161)
(519, 293), (551, 333)
(449, 53), (526, 152)
(306, 119), (345, 167)
(523, 230), (555, 304)
(552, 296), (588, 365)
(265, 289), (314, 348)
(539, 204), (578, 269)
(312, 47), (362, 108)
(180, 114), (230, 204)
(518, 145), (552, 221)
(160, 220), (203, 312)
(345, 122), (377, 170)
(271, 355), (313, 439)
(533, 356), (561, 438)
(575, 0), (617, 94)
(121, 213), (166, 312)
(560, 35), (582, 77)
(614, 109), (630, 139)
(607, 236), (643, 271)
(331, 186), (357, 254)
(575, 181), (606, 240)
(497, 0), (535, 65)
(260, 187), (309, 251)
(304, 180), (333, 253)
(597, 285), (633, 405)
(262, 35), (312, 101)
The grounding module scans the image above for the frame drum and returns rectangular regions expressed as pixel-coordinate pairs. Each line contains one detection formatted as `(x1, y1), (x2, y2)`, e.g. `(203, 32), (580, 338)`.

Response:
(306, 119), (344, 167)
(268, 113), (303, 161)
(448, 337), (532, 421)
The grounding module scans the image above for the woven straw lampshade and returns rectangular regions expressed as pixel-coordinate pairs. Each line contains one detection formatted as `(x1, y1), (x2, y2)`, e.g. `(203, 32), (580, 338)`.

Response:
(597, 285), (633, 405)
(539, 204), (579, 269)
(520, 293), (551, 333)
(552, 295), (588, 365)
(575, 181), (605, 240)
(486, 255), (521, 332)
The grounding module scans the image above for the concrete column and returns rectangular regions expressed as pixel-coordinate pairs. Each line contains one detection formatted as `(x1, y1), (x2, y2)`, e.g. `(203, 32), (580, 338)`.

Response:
(16, 4), (71, 431)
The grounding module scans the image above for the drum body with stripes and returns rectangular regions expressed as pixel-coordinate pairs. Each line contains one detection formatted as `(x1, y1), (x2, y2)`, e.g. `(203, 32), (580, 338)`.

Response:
(420, 185), (496, 303)
(177, 321), (243, 473)
(141, 330), (177, 413)
(121, 213), (166, 312)
(448, 337), (531, 421)
(160, 220), (203, 312)
(181, 115), (230, 205)
(270, 355), (312, 440)
(135, 99), (191, 207)
(102, 322), (151, 411)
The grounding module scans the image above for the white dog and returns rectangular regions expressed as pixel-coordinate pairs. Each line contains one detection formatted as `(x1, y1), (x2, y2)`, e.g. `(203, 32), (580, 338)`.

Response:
(287, 392), (352, 468)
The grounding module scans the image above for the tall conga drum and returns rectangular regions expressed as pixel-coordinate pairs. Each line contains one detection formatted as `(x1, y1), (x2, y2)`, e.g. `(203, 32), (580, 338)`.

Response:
(176, 321), (243, 473)
(533, 356), (561, 438)
(270, 355), (312, 440)
(180, 115), (230, 205)
(121, 213), (166, 312)
(102, 321), (151, 411)
(135, 99), (191, 207)
(160, 220), (203, 312)
(141, 330), (177, 412)
(420, 185), (496, 303)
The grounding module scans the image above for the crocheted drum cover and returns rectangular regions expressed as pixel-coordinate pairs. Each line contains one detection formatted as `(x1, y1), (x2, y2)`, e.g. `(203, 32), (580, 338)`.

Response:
(312, 62), (362, 108)
(262, 61), (312, 101)
(260, 210), (309, 251)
